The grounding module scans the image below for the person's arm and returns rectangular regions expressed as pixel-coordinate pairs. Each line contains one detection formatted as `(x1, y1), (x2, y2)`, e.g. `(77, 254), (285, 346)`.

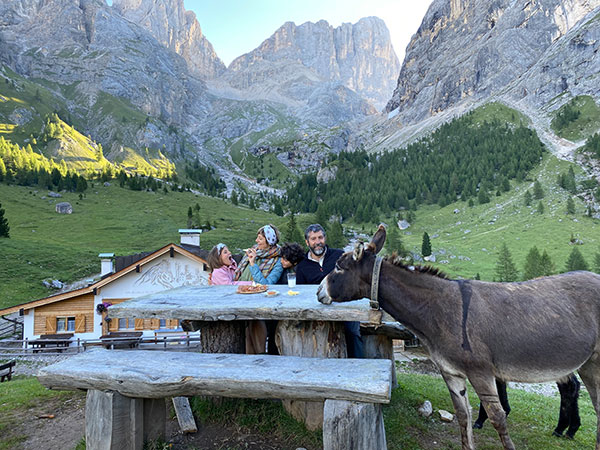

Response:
(249, 260), (283, 284)
(212, 267), (251, 285)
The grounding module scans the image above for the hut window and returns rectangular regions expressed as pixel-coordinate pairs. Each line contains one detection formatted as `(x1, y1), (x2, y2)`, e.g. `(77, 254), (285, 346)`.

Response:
(118, 318), (135, 330)
(56, 317), (76, 332)
(159, 319), (166, 328)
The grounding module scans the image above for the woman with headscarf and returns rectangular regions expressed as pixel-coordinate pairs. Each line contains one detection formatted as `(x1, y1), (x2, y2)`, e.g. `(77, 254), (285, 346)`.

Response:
(235, 224), (283, 354)
(235, 224), (283, 285)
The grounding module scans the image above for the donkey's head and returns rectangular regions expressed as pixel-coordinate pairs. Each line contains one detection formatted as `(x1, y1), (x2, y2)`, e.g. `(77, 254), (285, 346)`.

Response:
(317, 225), (386, 305)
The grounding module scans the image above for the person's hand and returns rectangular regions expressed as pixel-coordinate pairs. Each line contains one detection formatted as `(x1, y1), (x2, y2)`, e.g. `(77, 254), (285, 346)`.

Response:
(247, 248), (257, 265)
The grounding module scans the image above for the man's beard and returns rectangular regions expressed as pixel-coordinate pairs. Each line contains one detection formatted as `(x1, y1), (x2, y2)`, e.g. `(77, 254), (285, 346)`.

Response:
(310, 243), (325, 256)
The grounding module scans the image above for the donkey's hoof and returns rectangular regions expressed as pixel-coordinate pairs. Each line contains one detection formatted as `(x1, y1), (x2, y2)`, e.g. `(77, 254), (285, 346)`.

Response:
(565, 433), (576, 440)
(552, 430), (563, 438)
(473, 422), (483, 430)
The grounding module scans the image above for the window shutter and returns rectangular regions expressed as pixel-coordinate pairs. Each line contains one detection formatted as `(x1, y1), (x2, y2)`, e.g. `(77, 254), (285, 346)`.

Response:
(109, 317), (119, 331)
(168, 319), (179, 329)
(150, 319), (160, 329)
(75, 315), (86, 333)
(134, 318), (144, 330)
(45, 316), (57, 333)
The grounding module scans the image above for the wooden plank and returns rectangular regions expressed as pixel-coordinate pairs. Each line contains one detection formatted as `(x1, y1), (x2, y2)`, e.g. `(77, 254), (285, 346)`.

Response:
(172, 397), (197, 433)
(38, 349), (392, 404)
(323, 400), (387, 450)
(107, 285), (382, 323)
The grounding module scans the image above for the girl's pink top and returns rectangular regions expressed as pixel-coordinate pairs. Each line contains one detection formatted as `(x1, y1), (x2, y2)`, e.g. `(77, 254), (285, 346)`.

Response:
(210, 261), (252, 286)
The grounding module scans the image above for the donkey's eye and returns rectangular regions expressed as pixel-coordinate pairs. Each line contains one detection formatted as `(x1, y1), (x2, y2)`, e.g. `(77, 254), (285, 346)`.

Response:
(335, 262), (342, 271)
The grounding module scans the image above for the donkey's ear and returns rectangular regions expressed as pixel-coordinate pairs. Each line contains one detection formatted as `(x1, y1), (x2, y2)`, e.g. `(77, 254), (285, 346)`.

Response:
(366, 224), (386, 254)
(353, 242), (365, 261)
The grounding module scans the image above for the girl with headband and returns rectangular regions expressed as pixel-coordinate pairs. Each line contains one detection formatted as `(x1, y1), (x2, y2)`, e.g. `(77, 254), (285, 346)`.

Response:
(207, 243), (252, 286)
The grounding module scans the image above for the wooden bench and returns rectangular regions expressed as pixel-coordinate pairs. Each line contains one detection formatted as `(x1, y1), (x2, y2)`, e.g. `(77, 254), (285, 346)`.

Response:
(0, 360), (16, 382)
(28, 333), (73, 353)
(38, 349), (392, 450)
(100, 331), (143, 349)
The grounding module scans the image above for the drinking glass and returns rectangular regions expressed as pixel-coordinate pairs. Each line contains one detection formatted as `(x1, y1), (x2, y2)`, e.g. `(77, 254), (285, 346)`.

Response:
(287, 273), (296, 288)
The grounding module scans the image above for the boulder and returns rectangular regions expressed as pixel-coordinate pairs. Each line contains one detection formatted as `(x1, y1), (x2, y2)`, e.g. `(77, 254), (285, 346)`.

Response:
(48, 191), (62, 198)
(438, 410), (454, 422)
(55, 202), (73, 214)
(417, 400), (433, 417)
(398, 220), (410, 230)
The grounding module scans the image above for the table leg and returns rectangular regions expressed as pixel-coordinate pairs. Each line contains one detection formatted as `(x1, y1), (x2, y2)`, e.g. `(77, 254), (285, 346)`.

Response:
(276, 320), (347, 430)
(198, 322), (245, 354)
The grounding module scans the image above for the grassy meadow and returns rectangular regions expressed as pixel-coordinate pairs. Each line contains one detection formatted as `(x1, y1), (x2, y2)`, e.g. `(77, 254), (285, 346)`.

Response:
(2, 370), (594, 450)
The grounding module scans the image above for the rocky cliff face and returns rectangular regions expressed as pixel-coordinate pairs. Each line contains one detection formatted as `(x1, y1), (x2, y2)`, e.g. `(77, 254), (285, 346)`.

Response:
(112, 0), (226, 79)
(386, 0), (600, 124)
(225, 17), (400, 111)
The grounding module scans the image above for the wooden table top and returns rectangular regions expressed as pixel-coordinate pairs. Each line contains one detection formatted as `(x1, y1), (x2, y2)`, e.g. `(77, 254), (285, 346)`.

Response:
(107, 284), (389, 324)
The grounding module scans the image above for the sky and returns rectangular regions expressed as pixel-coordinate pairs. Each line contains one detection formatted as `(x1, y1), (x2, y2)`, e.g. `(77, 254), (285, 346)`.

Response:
(183, 0), (434, 66)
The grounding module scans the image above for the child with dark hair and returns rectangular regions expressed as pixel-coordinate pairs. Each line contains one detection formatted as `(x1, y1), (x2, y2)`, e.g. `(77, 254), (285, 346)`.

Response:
(276, 242), (306, 285)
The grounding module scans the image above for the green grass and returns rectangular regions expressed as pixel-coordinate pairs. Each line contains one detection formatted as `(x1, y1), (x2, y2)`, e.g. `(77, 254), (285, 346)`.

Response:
(470, 102), (531, 127)
(551, 95), (600, 141)
(187, 371), (598, 449)
(0, 375), (82, 450)
(387, 372), (597, 449)
(0, 182), (292, 309)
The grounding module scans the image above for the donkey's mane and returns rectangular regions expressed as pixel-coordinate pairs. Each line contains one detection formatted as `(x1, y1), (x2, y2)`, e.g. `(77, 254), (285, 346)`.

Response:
(383, 253), (450, 280)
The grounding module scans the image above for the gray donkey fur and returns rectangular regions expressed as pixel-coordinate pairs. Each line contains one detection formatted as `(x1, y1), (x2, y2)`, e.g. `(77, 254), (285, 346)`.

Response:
(317, 225), (600, 450)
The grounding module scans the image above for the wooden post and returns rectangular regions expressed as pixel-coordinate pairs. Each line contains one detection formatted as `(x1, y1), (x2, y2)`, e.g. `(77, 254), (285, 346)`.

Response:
(85, 390), (166, 450)
(362, 335), (397, 389)
(197, 321), (246, 354)
(172, 397), (198, 433)
(276, 320), (347, 430)
(323, 400), (387, 450)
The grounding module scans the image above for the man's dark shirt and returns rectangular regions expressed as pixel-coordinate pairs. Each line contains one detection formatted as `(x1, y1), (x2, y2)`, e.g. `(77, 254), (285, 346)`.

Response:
(295, 246), (344, 284)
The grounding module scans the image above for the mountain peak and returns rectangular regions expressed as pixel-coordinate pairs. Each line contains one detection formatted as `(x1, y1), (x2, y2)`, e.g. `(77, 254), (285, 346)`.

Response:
(112, 0), (225, 79)
(228, 17), (400, 110)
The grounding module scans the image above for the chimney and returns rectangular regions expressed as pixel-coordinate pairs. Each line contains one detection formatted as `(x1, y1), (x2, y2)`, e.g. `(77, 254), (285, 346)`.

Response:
(98, 253), (115, 276)
(179, 229), (201, 247)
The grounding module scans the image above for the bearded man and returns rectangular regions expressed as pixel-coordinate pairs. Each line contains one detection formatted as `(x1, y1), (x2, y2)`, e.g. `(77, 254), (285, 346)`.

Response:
(295, 223), (363, 358)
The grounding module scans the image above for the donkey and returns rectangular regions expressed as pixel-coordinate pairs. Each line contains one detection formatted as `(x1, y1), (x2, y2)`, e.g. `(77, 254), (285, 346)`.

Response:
(317, 225), (600, 450)
(473, 375), (581, 439)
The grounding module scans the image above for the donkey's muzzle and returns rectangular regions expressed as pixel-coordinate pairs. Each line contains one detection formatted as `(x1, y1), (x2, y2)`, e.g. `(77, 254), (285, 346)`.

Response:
(317, 278), (332, 304)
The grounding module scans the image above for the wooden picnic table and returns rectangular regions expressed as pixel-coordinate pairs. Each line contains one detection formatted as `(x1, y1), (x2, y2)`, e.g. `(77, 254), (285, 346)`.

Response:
(28, 333), (73, 353)
(107, 284), (396, 429)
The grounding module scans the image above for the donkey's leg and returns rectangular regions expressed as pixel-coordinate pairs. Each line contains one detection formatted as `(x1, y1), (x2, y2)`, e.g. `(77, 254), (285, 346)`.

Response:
(578, 361), (600, 450)
(440, 372), (475, 450)
(554, 374), (581, 438)
(474, 379), (509, 429)
(469, 376), (515, 450)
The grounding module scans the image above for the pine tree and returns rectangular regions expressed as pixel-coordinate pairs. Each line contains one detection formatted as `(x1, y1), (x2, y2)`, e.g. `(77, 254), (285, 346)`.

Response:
(187, 207), (193, 228)
(539, 250), (556, 276)
(315, 202), (329, 230)
(0, 202), (9, 238)
(421, 232), (432, 257)
(537, 201), (545, 214)
(566, 197), (576, 215)
(523, 246), (542, 280)
(524, 190), (532, 207)
(231, 190), (238, 206)
(386, 225), (405, 256)
(533, 180), (544, 199)
(327, 220), (346, 249)
(495, 243), (518, 282)
(283, 212), (303, 244)
(593, 250), (600, 274)
(565, 247), (588, 272)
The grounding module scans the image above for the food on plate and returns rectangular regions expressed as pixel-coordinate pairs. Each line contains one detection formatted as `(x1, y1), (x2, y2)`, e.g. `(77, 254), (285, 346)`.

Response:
(237, 284), (268, 294)
(266, 290), (279, 297)
(287, 290), (300, 296)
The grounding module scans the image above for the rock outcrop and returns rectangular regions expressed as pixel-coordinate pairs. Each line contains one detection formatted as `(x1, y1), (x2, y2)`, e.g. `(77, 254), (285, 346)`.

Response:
(385, 0), (600, 124)
(112, 0), (226, 79)
(225, 17), (400, 111)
